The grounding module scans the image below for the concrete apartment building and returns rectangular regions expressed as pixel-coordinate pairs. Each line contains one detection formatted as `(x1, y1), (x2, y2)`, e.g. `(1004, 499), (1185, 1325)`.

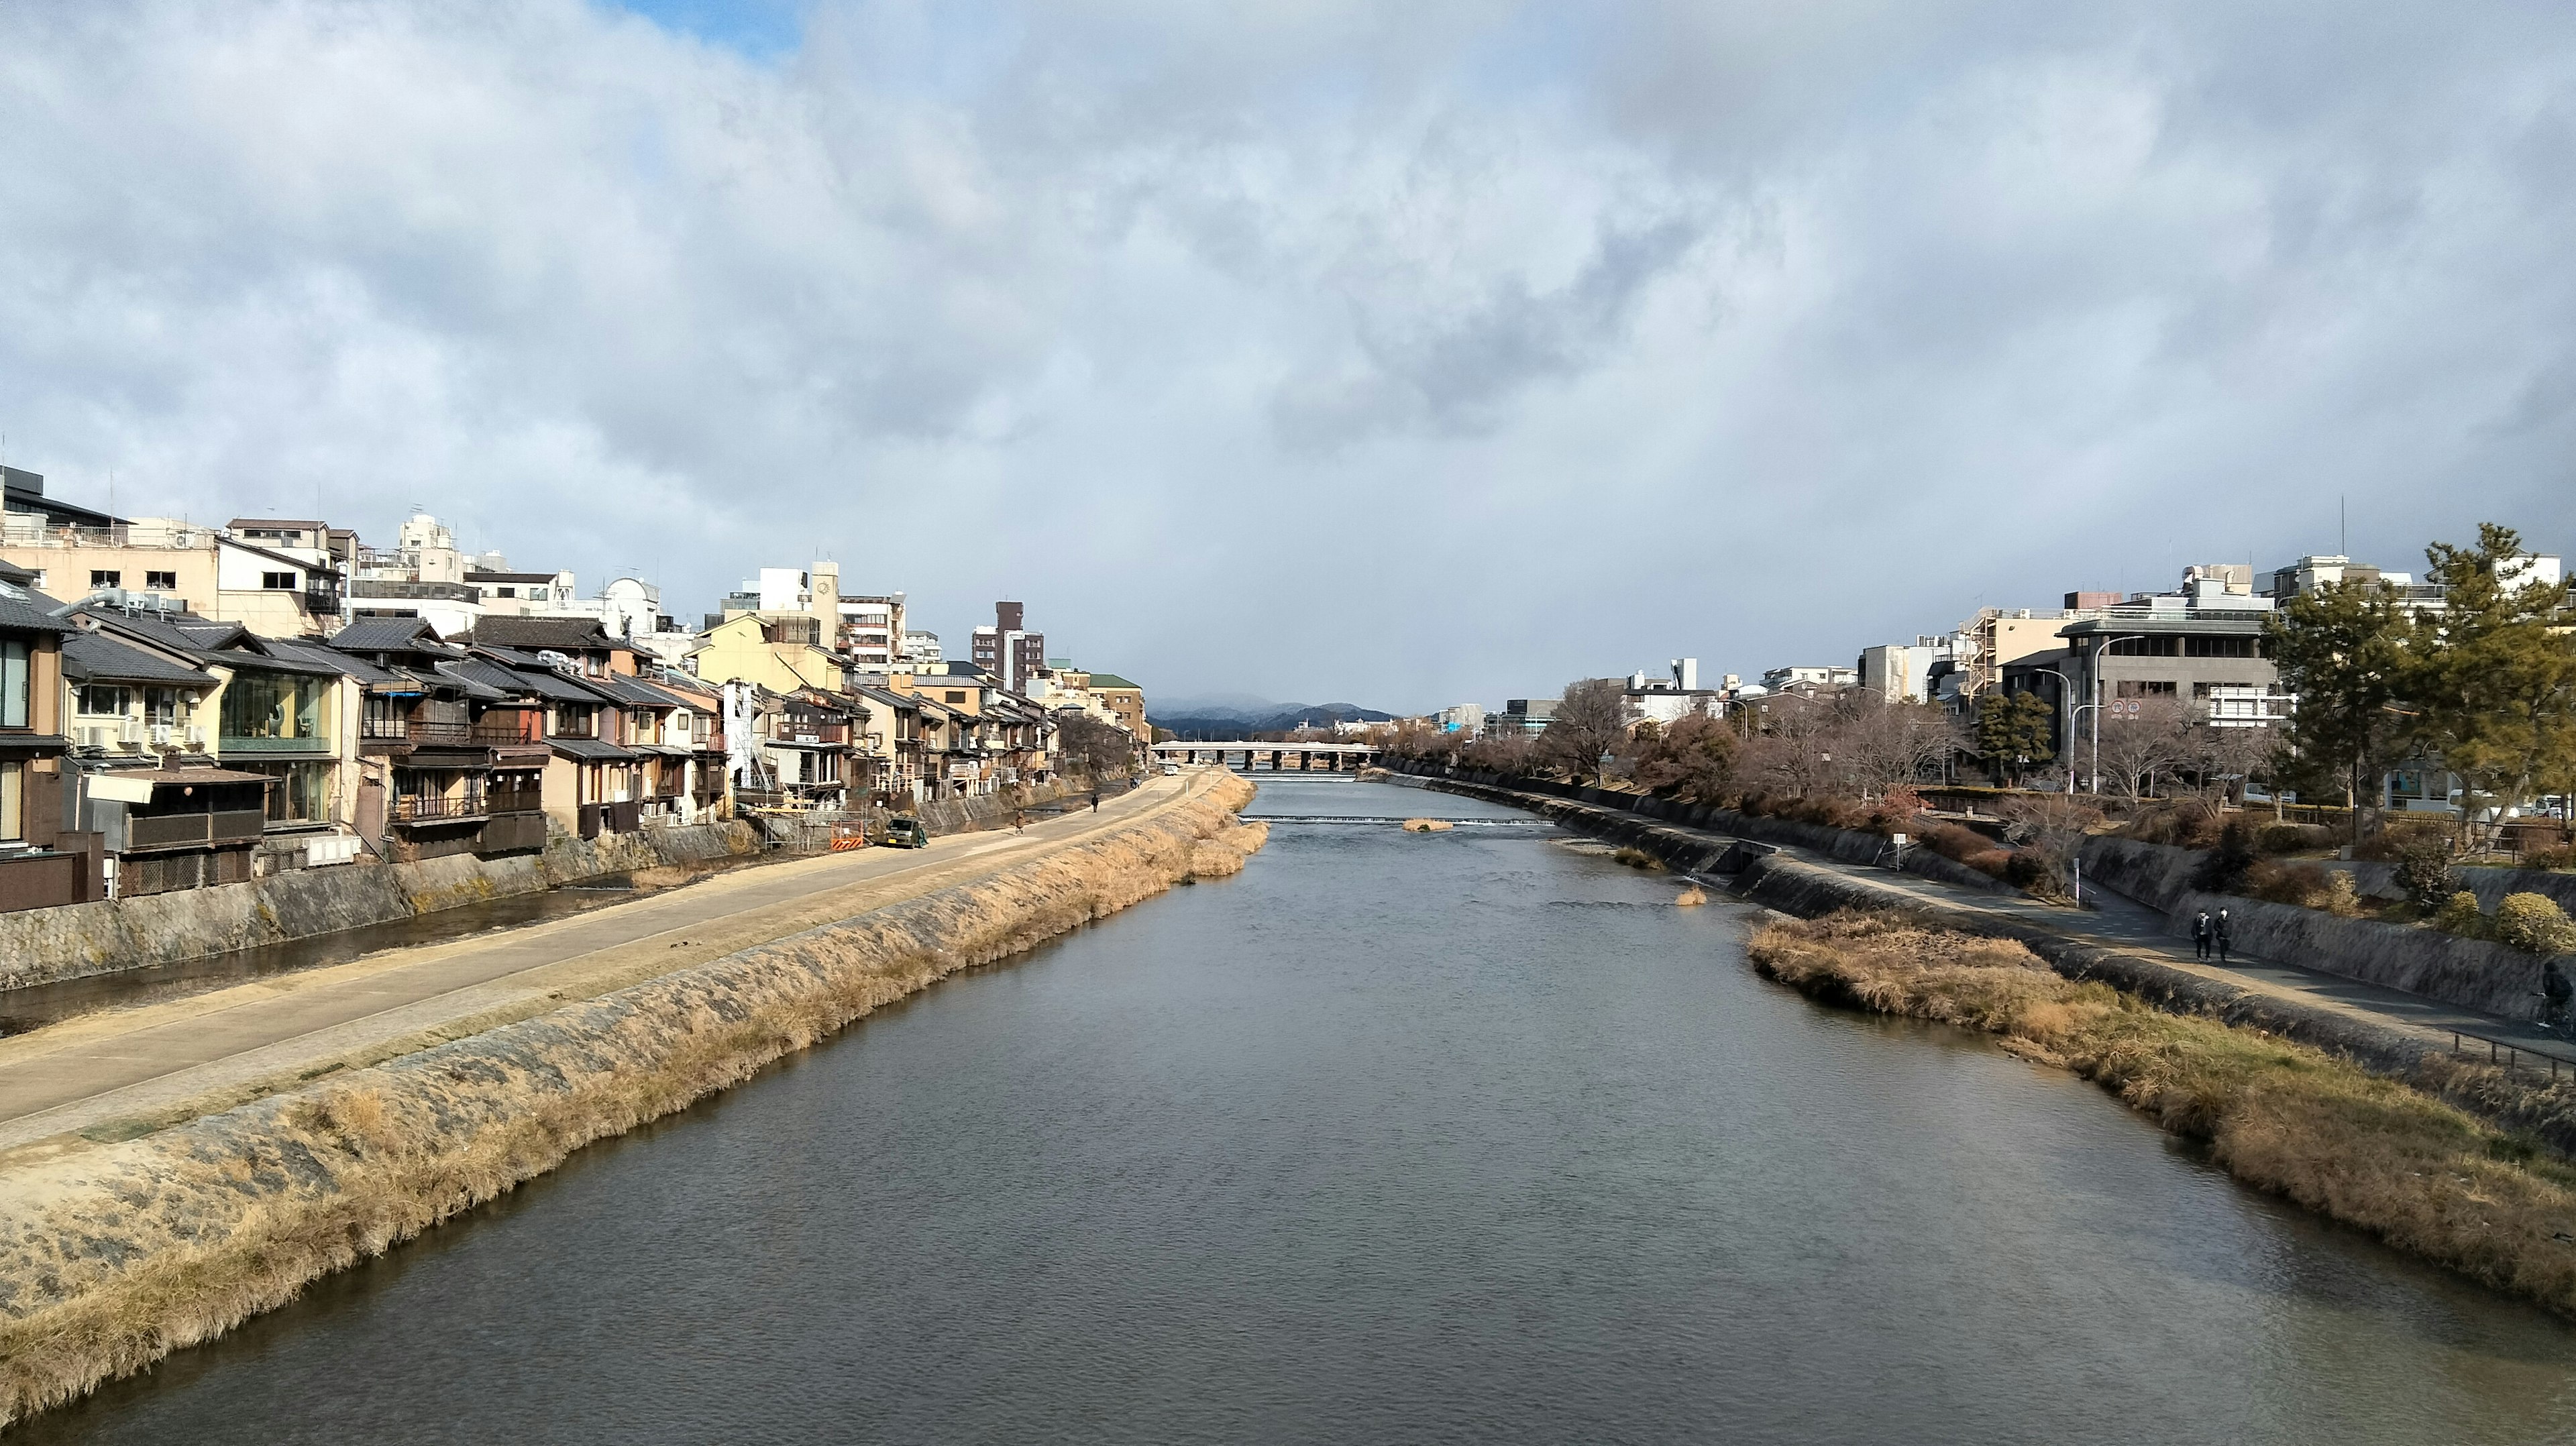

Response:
(971, 602), (1044, 696)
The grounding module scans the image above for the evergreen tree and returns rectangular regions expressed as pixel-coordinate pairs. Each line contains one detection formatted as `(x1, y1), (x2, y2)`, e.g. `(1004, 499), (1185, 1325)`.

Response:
(2411, 524), (2576, 828)
(1975, 691), (2054, 785)
(2263, 574), (2416, 836)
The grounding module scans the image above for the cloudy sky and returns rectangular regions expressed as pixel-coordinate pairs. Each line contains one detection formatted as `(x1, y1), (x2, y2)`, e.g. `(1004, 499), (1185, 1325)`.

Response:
(3, 1), (2571, 710)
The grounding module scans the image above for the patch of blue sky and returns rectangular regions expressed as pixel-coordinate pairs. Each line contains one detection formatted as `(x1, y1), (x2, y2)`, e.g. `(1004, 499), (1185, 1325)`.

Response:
(604, 0), (807, 60)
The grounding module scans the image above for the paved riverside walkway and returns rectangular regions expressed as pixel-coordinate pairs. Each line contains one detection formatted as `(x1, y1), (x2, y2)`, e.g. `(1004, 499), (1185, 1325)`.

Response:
(0, 774), (1216, 1158)
(1408, 777), (2576, 1072)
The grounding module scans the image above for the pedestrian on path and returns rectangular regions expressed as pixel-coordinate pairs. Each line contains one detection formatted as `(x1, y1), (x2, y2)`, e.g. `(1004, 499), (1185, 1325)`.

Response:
(1091, 790), (1100, 812)
(2193, 909), (2212, 961)
(2544, 960), (2572, 1036)
(2215, 907), (2233, 964)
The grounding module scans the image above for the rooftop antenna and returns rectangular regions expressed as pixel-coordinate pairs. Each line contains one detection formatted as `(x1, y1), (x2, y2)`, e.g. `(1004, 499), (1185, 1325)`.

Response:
(2340, 495), (2347, 558)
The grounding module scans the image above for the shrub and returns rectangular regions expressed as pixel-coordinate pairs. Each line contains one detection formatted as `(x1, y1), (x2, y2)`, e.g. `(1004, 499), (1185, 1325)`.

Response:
(2432, 891), (2487, 939)
(2354, 819), (2449, 863)
(2526, 844), (2575, 872)
(2494, 893), (2576, 956)
(2248, 860), (2332, 907)
(2321, 871), (2367, 918)
(2003, 848), (2061, 895)
(1918, 822), (1998, 866)
(1963, 848), (2014, 879)
(2194, 819), (2258, 895)
(2255, 822), (2333, 856)
(2395, 836), (2461, 914)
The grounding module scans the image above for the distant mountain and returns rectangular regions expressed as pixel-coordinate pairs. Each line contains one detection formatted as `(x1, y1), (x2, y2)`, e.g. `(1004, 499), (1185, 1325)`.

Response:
(1147, 701), (1397, 739)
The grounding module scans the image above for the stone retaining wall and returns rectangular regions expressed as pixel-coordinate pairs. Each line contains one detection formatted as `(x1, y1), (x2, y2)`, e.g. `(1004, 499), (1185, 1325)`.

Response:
(2078, 836), (2548, 1019)
(0, 821), (758, 993)
(1380, 761), (2010, 895)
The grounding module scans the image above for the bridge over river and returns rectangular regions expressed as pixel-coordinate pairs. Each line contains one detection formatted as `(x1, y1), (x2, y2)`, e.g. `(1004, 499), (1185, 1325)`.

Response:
(1152, 740), (1381, 773)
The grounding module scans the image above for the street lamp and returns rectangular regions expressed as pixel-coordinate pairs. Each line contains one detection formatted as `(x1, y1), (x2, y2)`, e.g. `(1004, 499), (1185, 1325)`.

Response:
(2023, 667), (2094, 795)
(2085, 634), (2149, 795)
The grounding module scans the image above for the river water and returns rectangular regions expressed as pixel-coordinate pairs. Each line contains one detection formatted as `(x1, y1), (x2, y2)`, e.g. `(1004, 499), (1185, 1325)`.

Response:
(26, 778), (2576, 1443)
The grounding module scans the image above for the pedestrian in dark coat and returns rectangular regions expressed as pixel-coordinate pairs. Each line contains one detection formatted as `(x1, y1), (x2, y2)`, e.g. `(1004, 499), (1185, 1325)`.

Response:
(2192, 909), (2212, 961)
(2215, 907), (2233, 964)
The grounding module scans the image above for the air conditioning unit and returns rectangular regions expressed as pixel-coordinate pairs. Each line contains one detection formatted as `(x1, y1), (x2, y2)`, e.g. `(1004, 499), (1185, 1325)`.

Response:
(184, 725), (206, 748)
(150, 722), (174, 747)
(119, 719), (144, 746)
(81, 725), (115, 750)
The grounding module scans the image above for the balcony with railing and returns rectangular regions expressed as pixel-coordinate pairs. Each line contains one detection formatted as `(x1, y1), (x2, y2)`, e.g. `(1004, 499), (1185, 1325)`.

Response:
(403, 720), (478, 748)
(391, 791), (488, 824)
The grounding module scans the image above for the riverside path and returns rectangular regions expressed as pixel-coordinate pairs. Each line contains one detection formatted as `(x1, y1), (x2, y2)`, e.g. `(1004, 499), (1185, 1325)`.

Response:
(0, 772), (1226, 1156)
(1396, 777), (2576, 1074)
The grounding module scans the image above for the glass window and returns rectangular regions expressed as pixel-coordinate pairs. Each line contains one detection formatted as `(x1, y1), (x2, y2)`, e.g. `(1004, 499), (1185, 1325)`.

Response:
(145, 570), (178, 591)
(0, 642), (25, 729)
(222, 673), (325, 740)
(262, 571), (298, 590)
(90, 570), (121, 588)
(144, 688), (181, 727)
(76, 683), (131, 717)
(0, 763), (19, 841)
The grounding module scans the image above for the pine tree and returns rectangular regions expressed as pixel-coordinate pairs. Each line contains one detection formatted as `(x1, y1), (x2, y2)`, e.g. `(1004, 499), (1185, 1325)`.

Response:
(2411, 524), (2576, 830)
(2263, 575), (2416, 836)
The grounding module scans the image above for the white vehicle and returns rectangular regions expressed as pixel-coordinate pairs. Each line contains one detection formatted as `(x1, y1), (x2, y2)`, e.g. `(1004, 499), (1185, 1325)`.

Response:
(1163, 763), (1181, 777)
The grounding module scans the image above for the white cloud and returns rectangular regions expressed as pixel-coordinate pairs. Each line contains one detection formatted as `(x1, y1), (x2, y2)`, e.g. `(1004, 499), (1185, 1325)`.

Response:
(1, 0), (2571, 709)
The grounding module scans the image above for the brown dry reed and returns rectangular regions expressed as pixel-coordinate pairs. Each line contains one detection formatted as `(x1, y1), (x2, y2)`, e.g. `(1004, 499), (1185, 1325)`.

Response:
(1748, 909), (2576, 1315)
(0, 779), (1265, 1430)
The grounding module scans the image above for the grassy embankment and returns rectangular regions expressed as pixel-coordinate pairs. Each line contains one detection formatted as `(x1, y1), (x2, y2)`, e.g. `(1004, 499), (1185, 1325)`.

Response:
(1750, 910), (2576, 1313)
(0, 781), (1266, 1429)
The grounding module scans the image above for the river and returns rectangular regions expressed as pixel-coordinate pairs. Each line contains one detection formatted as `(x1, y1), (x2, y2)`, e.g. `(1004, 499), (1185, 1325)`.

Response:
(25, 777), (2576, 1443)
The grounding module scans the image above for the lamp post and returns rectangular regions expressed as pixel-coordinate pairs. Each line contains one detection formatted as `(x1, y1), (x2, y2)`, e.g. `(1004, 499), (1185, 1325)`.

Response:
(2025, 668), (2093, 795)
(2086, 634), (2148, 795)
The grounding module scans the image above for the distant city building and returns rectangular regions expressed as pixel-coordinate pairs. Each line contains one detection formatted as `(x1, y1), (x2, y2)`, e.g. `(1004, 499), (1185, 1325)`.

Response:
(1856, 639), (1955, 704)
(1758, 665), (1859, 694)
(970, 602), (1045, 695)
(1436, 703), (1485, 734)
(1623, 658), (1721, 724)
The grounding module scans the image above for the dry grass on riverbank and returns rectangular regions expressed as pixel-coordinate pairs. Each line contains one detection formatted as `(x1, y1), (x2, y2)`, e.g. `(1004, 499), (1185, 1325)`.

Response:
(0, 777), (1261, 1431)
(1749, 910), (2576, 1315)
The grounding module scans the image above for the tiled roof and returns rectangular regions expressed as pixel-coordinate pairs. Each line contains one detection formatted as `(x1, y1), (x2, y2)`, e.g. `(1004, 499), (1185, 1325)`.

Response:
(61, 632), (209, 685)
(0, 578), (69, 634)
(462, 616), (621, 651)
(1084, 673), (1140, 690)
(330, 618), (451, 653)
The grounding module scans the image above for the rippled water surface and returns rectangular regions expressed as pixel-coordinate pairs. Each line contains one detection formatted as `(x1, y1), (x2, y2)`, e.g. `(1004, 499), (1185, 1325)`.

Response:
(31, 777), (2576, 1443)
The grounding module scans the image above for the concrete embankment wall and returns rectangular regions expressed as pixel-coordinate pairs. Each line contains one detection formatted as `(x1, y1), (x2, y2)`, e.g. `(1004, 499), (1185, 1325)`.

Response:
(2079, 836), (2546, 1019)
(0, 777), (1265, 1427)
(1379, 763), (2008, 895)
(0, 821), (759, 993)
(2334, 858), (2576, 915)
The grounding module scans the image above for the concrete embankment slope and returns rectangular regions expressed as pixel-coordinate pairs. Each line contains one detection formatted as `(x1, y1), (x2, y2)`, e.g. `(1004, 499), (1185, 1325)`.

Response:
(0, 774), (1265, 1428)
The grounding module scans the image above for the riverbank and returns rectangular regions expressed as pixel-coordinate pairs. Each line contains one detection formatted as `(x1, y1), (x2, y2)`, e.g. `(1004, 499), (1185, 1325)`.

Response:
(1749, 911), (2576, 1316)
(0, 820), (762, 994)
(0, 773), (1263, 1429)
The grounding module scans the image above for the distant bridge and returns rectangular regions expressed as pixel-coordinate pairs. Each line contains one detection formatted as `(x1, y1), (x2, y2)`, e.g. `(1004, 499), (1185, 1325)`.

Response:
(1152, 740), (1381, 773)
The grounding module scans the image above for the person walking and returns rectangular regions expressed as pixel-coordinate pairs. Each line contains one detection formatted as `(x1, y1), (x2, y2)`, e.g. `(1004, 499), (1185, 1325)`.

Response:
(2192, 909), (2212, 961)
(2544, 959), (2573, 1036)
(1090, 789), (1100, 813)
(2214, 907), (2233, 964)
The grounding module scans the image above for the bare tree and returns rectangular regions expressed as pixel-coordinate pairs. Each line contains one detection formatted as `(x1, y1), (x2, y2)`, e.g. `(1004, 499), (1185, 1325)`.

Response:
(1465, 728), (1539, 776)
(1541, 679), (1635, 786)
(1833, 701), (1962, 799)
(1996, 793), (2106, 897)
(2093, 698), (2194, 799)
(1737, 690), (1842, 797)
